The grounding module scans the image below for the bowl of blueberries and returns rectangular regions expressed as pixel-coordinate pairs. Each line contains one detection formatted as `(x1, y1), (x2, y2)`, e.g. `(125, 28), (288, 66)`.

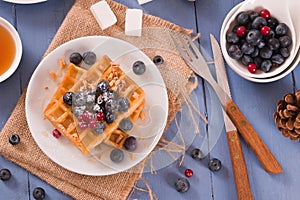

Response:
(220, 1), (298, 83)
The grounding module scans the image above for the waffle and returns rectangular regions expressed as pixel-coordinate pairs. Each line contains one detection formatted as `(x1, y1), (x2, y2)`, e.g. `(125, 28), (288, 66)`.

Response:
(77, 64), (146, 152)
(44, 55), (145, 155)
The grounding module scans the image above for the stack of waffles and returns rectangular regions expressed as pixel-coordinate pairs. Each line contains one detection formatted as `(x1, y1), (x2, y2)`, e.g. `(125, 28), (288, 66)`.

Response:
(43, 55), (145, 155)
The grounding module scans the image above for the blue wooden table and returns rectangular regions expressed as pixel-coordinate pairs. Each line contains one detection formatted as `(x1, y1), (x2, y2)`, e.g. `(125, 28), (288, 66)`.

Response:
(1, 0), (300, 199)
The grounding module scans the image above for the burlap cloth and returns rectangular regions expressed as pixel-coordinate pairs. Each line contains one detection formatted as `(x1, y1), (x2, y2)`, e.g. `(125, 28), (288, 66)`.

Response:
(0, 0), (195, 199)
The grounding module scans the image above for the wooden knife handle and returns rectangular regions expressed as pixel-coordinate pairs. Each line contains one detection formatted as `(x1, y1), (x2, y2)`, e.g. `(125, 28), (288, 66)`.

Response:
(227, 130), (253, 200)
(225, 100), (282, 174)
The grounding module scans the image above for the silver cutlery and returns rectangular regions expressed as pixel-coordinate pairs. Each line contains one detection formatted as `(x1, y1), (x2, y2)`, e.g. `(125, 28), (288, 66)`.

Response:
(211, 34), (253, 200)
(170, 31), (282, 174)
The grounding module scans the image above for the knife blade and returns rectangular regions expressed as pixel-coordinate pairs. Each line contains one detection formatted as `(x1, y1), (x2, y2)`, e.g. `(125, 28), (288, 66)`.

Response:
(211, 34), (253, 200)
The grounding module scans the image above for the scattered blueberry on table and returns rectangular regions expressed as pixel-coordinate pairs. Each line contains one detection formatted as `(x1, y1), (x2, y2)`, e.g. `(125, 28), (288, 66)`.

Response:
(174, 177), (190, 193)
(32, 187), (46, 200)
(226, 9), (292, 73)
(190, 148), (204, 160)
(0, 168), (11, 181)
(208, 158), (222, 172)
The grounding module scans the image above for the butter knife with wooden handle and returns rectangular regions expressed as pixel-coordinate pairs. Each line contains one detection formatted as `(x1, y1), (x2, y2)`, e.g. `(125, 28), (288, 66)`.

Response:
(211, 34), (253, 200)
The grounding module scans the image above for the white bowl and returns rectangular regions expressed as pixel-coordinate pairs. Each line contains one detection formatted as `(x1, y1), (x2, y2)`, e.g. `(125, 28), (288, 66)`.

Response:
(0, 17), (22, 83)
(220, 1), (297, 82)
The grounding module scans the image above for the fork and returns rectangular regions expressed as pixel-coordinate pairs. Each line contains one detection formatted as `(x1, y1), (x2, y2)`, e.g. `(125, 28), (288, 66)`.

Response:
(170, 32), (282, 174)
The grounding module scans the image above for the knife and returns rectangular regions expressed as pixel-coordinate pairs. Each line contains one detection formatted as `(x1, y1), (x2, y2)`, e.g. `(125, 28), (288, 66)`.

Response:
(206, 34), (282, 174)
(211, 34), (253, 200)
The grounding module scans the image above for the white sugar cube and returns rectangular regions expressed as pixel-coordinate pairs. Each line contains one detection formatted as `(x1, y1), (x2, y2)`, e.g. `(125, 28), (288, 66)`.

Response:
(125, 9), (143, 36)
(90, 1), (117, 30)
(137, 0), (153, 5)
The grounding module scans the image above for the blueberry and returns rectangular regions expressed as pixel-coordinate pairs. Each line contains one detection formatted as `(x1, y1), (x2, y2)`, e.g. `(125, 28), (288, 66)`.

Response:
(271, 54), (285, 66)
(118, 97), (130, 112)
(275, 23), (288, 36)
(246, 29), (262, 46)
(82, 51), (96, 65)
(105, 112), (116, 124)
(279, 35), (292, 48)
(250, 48), (259, 58)
(86, 92), (96, 104)
(96, 80), (109, 94)
(267, 17), (278, 29)
(132, 61), (146, 75)
(257, 40), (266, 48)
(105, 99), (119, 113)
(0, 168), (11, 181)
(110, 149), (124, 163)
(32, 187), (45, 200)
(268, 38), (280, 51)
(124, 136), (137, 151)
(280, 47), (290, 58)
(226, 32), (239, 44)
(237, 12), (249, 25)
(119, 119), (133, 132)
(191, 148), (204, 160)
(208, 158), (222, 172)
(241, 43), (255, 55)
(249, 11), (259, 21)
(92, 122), (106, 134)
(72, 105), (86, 117)
(153, 55), (164, 65)
(9, 134), (20, 145)
(241, 55), (253, 66)
(251, 16), (267, 29)
(261, 60), (272, 72)
(69, 52), (82, 65)
(102, 90), (118, 102)
(253, 57), (263, 68)
(227, 44), (243, 60)
(72, 92), (86, 106)
(63, 92), (74, 106)
(174, 177), (190, 193)
(260, 46), (273, 59)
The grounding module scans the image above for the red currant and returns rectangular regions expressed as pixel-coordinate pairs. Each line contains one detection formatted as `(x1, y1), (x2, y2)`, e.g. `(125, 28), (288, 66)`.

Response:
(184, 169), (193, 178)
(260, 26), (270, 36)
(89, 121), (97, 129)
(236, 26), (247, 37)
(52, 129), (61, 139)
(96, 112), (105, 121)
(248, 63), (257, 74)
(259, 9), (271, 19)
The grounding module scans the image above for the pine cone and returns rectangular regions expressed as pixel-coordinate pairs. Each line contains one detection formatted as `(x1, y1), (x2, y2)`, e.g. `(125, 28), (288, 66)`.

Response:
(274, 90), (300, 140)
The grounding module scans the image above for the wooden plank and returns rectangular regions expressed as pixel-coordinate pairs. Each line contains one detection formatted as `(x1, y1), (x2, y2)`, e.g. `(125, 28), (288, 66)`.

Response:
(114, 0), (213, 199)
(16, 0), (74, 198)
(194, 0), (300, 199)
(0, 2), (28, 199)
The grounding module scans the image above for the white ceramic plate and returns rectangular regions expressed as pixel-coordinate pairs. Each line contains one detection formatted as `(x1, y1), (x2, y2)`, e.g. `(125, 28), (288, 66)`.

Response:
(25, 36), (168, 176)
(3, 0), (46, 4)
